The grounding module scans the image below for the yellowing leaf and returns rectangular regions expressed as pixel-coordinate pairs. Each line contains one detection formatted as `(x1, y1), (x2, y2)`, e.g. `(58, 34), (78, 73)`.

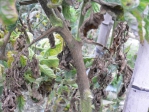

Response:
(0, 64), (4, 79)
(36, 13), (40, 18)
(7, 51), (15, 67)
(0, 38), (4, 47)
(0, 30), (5, 38)
(51, 0), (59, 4)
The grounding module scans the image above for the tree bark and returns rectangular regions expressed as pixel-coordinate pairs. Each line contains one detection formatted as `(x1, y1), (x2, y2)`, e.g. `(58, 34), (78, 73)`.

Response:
(123, 40), (149, 112)
(37, 0), (92, 111)
(59, 27), (92, 112)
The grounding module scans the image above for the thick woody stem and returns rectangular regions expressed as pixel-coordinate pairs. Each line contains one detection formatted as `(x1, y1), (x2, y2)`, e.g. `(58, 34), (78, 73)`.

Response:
(37, 0), (92, 111)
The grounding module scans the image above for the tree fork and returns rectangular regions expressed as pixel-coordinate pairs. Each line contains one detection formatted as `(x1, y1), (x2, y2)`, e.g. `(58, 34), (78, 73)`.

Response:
(37, 0), (92, 111)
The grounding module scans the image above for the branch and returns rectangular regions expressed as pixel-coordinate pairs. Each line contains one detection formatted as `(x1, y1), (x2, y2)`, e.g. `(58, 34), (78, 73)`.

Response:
(38, 0), (92, 111)
(82, 38), (110, 52)
(28, 27), (60, 47)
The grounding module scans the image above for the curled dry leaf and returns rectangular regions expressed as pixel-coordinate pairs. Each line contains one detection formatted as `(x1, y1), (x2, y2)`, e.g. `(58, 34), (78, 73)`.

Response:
(87, 22), (133, 110)
(1, 88), (17, 112)
(14, 34), (27, 52)
(29, 56), (40, 79)
(80, 12), (104, 37)
(82, 2), (92, 15)
(57, 45), (74, 70)
(48, 33), (55, 49)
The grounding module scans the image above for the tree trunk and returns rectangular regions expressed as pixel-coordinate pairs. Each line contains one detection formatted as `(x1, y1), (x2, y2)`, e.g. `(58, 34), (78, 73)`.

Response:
(123, 40), (149, 112)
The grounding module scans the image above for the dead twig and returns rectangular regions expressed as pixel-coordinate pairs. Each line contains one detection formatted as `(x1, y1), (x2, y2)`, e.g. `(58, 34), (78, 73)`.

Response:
(28, 26), (60, 47)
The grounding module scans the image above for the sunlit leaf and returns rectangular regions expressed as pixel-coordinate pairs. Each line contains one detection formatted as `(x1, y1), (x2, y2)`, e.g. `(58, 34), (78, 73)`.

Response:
(39, 56), (59, 68)
(39, 64), (56, 79)
(7, 51), (15, 67)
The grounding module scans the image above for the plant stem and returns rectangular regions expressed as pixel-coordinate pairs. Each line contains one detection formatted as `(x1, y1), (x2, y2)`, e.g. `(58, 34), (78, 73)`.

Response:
(37, 0), (92, 111)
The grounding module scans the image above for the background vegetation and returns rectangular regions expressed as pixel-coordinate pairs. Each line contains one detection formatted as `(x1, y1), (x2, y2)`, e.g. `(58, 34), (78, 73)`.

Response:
(0, 0), (149, 112)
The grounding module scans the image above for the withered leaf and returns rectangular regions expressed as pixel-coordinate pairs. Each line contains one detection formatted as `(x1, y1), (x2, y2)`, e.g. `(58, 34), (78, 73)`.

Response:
(80, 13), (104, 37)
(48, 33), (55, 49)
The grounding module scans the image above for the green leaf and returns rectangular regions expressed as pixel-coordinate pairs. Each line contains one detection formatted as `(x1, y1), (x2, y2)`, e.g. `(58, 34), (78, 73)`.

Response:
(7, 22), (17, 32)
(124, 44), (132, 53)
(39, 64), (56, 79)
(49, 90), (56, 102)
(55, 76), (62, 82)
(39, 56), (59, 68)
(48, 9), (63, 27)
(83, 56), (93, 63)
(64, 69), (76, 79)
(43, 43), (63, 57)
(144, 17), (149, 42)
(0, 86), (3, 96)
(0, 0), (18, 25)
(92, 76), (98, 84)
(28, 48), (34, 59)
(24, 74), (36, 83)
(91, 2), (100, 13)
(0, 64), (4, 87)
(17, 95), (25, 112)
(62, 1), (71, 20)
(58, 85), (68, 95)
(20, 55), (27, 67)
(0, 38), (4, 47)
